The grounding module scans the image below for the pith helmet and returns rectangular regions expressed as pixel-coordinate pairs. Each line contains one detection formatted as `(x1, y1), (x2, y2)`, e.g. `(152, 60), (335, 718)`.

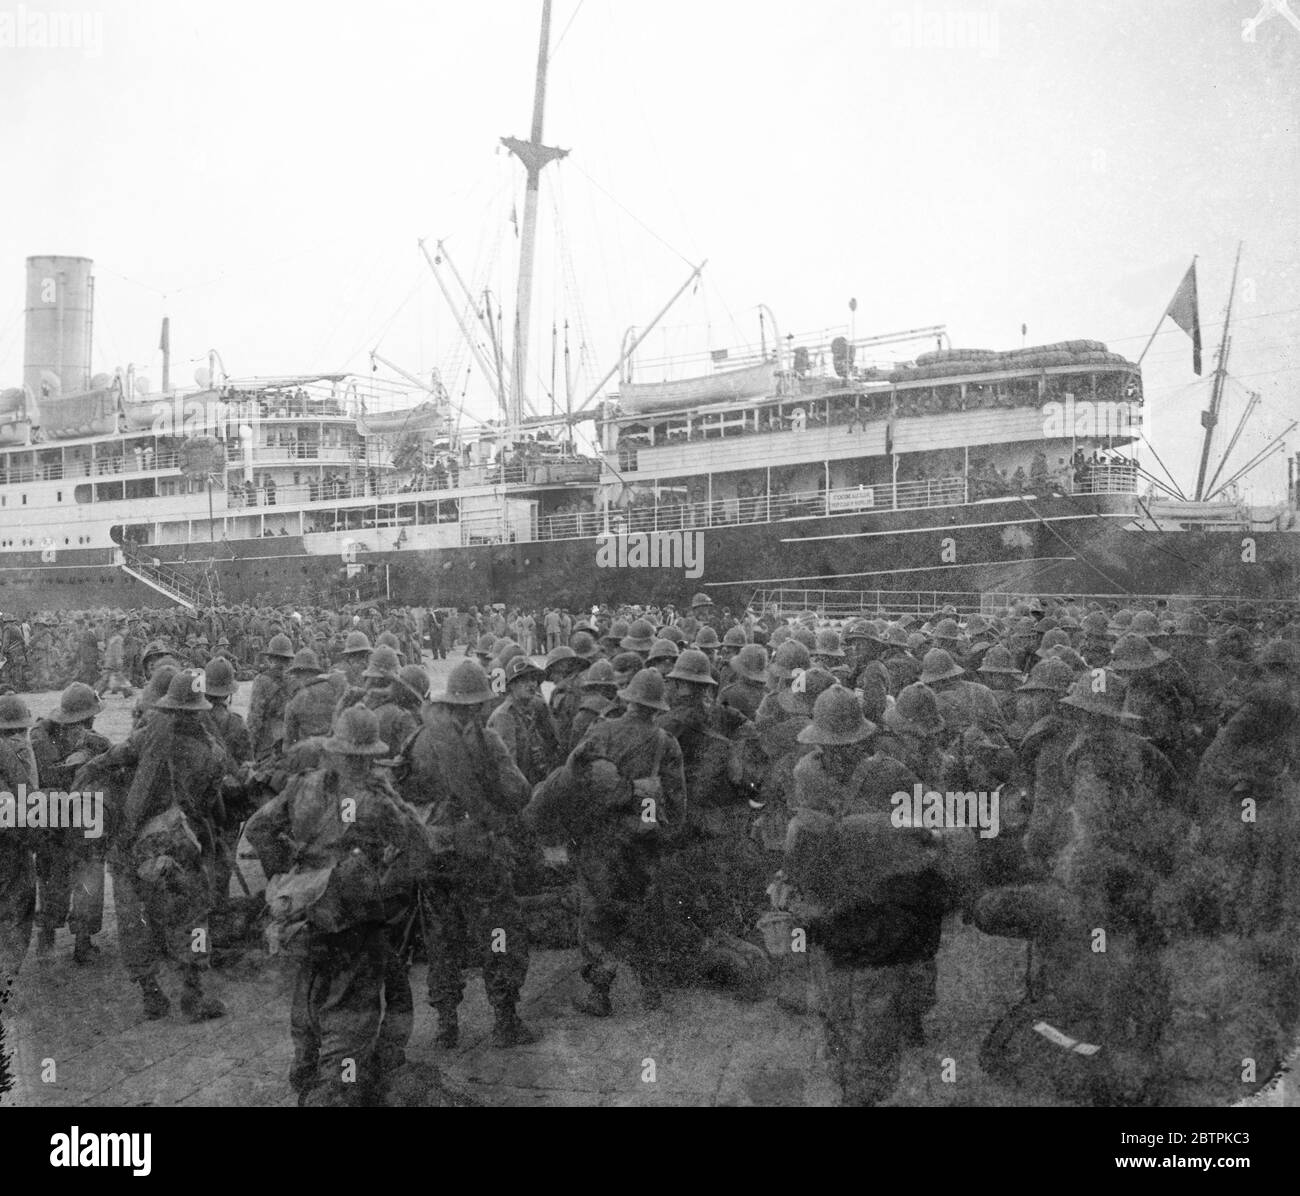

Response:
(620, 619), (656, 652)
(152, 670), (212, 712)
(322, 705), (389, 757)
(264, 633), (294, 659)
(1081, 612), (1112, 639)
(668, 648), (718, 686)
(603, 619), (630, 646)
(722, 625), (748, 648)
(288, 648), (324, 675)
(884, 683), (946, 736)
(618, 667), (670, 711)
(1109, 634), (1169, 673)
(1129, 611), (1161, 637)
(611, 651), (644, 679)
(474, 633), (496, 656)
(543, 645), (581, 676)
(376, 631), (402, 654)
(732, 644), (769, 683)
(581, 659), (618, 689)
(931, 617), (961, 641)
(204, 657), (238, 698)
(768, 640), (812, 680)
(1059, 670), (1140, 722)
(777, 666), (838, 715)
(690, 592), (713, 608)
(51, 682), (103, 725)
(503, 655), (543, 684)
(396, 665), (431, 702)
(919, 648), (964, 684)
(1174, 612), (1209, 638)
(797, 685), (875, 745)
(570, 630), (599, 660)
(141, 640), (175, 668)
(1035, 628), (1072, 658)
(0, 695), (34, 730)
(363, 646), (402, 679)
(694, 626), (721, 650)
(814, 629), (845, 659)
(1018, 658), (1074, 694)
(647, 638), (681, 663)
(978, 644), (1023, 676)
(437, 660), (494, 705)
(343, 631), (373, 655)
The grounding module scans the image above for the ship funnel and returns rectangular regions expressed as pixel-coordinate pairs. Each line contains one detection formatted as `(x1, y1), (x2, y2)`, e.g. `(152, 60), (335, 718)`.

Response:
(23, 255), (94, 415)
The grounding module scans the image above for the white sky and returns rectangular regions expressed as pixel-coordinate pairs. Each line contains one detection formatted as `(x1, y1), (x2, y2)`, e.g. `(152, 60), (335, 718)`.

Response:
(0, 0), (1296, 499)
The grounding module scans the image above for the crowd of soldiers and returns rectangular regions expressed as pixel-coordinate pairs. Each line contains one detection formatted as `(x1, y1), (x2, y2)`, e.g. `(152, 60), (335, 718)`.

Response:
(1, 588), (1297, 1107)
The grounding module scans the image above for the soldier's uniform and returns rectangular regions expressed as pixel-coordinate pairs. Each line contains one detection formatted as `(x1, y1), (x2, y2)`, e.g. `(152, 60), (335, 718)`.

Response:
(248, 635), (295, 760)
(246, 706), (435, 1105)
(282, 652), (341, 748)
(527, 669), (687, 1015)
(0, 699), (39, 979)
(82, 671), (236, 1021)
(30, 685), (112, 962)
(486, 657), (558, 786)
(397, 661), (536, 1048)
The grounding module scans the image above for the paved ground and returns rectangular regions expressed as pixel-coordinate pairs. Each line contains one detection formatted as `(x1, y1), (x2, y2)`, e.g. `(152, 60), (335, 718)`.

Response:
(1, 656), (1295, 1107)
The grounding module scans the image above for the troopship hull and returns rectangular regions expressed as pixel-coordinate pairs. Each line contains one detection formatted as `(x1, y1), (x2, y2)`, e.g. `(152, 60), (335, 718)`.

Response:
(2, 492), (1295, 613)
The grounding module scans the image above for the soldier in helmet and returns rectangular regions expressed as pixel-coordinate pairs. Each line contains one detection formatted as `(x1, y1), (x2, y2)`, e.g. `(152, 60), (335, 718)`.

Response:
(0, 695), (39, 979)
(528, 668), (686, 1016)
(132, 640), (181, 726)
(543, 645), (586, 748)
(248, 633), (295, 759)
(782, 685), (950, 1106)
(567, 660), (620, 751)
(488, 655), (558, 786)
(30, 684), (112, 963)
(245, 705), (436, 1105)
(80, 670), (239, 1021)
(719, 644), (768, 723)
(282, 649), (338, 749)
(394, 660), (538, 1049)
(372, 665), (428, 756)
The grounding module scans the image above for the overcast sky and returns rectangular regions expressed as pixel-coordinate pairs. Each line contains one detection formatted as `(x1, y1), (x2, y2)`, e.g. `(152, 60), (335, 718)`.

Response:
(1, 0), (1296, 499)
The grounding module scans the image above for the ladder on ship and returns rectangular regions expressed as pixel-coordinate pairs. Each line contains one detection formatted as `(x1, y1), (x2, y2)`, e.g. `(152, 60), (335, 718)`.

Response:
(117, 544), (222, 612)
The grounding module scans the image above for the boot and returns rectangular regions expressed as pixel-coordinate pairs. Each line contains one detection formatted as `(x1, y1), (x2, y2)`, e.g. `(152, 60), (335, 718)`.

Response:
(35, 927), (56, 958)
(434, 1008), (459, 1049)
(139, 977), (171, 1020)
(72, 933), (100, 965)
(491, 1007), (539, 1049)
(573, 985), (613, 1018)
(180, 976), (226, 1022)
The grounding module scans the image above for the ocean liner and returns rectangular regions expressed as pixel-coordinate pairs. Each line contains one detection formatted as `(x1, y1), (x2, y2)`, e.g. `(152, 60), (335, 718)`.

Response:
(2, 4), (1297, 617)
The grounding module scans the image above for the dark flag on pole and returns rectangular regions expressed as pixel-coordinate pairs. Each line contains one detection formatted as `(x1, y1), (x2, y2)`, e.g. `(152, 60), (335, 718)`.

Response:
(1164, 261), (1202, 375)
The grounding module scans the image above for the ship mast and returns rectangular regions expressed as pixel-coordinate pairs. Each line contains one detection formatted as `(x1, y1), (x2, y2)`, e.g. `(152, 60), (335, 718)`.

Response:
(1193, 241), (1242, 500)
(502, 0), (568, 433)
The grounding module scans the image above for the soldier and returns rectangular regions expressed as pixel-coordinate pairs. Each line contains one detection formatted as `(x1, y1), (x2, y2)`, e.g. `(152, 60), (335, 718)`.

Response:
(487, 655), (558, 787)
(83, 671), (235, 1021)
(544, 645), (586, 748)
(30, 684), (112, 963)
(879, 624), (923, 695)
(0, 696), (39, 979)
(98, 623), (133, 698)
(877, 682), (949, 781)
(282, 649), (339, 748)
(783, 686), (950, 1106)
(568, 659), (620, 751)
(719, 643), (768, 722)
(248, 633), (295, 760)
(529, 668), (686, 1016)
(716, 625), (749, 686)
(976, 643), (1026, 726)
(755, 639), (812, 733)
(246, 706), (436, 1105)
(372, 665), (427, 755)
(397, 660), (538, 1049)
(620, 619), (657, 664)
(918, 648), (998, 748)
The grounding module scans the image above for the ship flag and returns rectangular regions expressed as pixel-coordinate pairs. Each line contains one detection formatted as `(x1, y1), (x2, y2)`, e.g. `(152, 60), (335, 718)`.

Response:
(1163, 260), (1202, 375)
